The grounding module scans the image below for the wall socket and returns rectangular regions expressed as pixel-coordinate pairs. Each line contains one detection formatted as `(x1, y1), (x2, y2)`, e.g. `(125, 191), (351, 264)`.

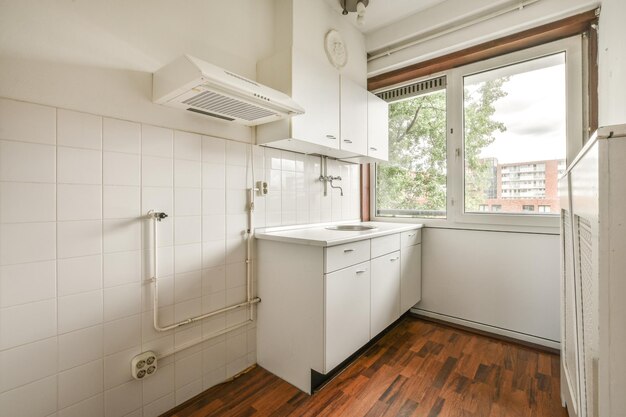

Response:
(131, 351), (158, 380)
(256, 181), (268, 196)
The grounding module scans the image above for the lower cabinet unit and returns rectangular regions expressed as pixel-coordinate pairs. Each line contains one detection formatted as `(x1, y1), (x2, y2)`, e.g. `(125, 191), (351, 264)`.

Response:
(256, 224), (422, 394)
(325, 261), (371, 371)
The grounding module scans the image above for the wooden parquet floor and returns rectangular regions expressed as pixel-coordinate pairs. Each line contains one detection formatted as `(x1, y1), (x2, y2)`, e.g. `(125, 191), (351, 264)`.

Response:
(167, 316), (567, 417)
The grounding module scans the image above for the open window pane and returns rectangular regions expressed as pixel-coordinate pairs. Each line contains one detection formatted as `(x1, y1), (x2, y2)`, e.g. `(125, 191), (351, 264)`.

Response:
(376, 87), (447, 218)
(463, 53), (566, 215)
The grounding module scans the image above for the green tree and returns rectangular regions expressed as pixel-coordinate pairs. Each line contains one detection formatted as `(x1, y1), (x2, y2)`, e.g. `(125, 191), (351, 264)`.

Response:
(376, 79), (507, 216)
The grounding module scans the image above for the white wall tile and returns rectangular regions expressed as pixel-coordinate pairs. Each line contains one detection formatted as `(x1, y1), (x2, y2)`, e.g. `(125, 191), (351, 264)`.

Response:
(104, 380), (141, 417)
(103, 152), (140, 186)
(142, 393), (174, 417)
(225, 141), (247, 167)
(0, 261), (56, 308)
(57, 109), (101, 150)
(58, 394), (103, 417)
(103, 284), (141, 322)
(142, 363), (174, 405)
(0, 140), (56, 183)
(58, 360), (103, 409)
(142, 187), (173, 216)
(174, 216), (201, 245)
(142, 125), (172, 158)
(174, 160), (201, 188)
(175, 243), (202, 274)
(202, 215), (225, 242)
(0, 222), (56, 265)
(57, 220), (102, 259)
(0, 337), (57, 392)
(103, 186), (140, 219)
(0, 375), (57, 417)
(0, 182), (56, 223)
(0, 298), (56, 350)
(226, 214), (246, 239)
(57, 184), (102, 221)
(57, 255), (102, 296)
(103, 314), (141, 355)
(201, 136), (225, 164)
(174, 188), (201, 216)
(225, 189), (247, 215)
(103, 219), (141, 253)
(226, 331), (247, 363)
(103, 346), (140, 390)
(103, 118), (140, 154)
(0, 99), (55, 145)
(174, 131), (201, 161)
(202, 240), (225, 269)
(58, 325), (103, 371)
(57, 147), (102, 185)
(174, 351), (202, 389)
(281, 151), (295, 171)
(202, 189), (225, 215)
(225, 165), (247, 190)
(201, 266), (226, 295)
(103, 251), (141, 288)
(225, 262), (246, 290)
(58, 290), (103, 334)
(202, 340), (226, 373)
(174, 270), (202, 304)
(202, 163), (225, 189)
(142, 156), (172, 187)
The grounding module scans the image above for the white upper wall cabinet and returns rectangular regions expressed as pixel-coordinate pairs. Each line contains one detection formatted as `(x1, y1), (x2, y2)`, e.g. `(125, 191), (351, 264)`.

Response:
(367, 92), (389, 161)
(340, 76), (368, 155)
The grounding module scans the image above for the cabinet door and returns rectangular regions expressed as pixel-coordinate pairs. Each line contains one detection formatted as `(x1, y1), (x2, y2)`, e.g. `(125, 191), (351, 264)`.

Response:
(291, 49), (340, 149)
(400, 244), (421, 312)
(367, 92), (389, 161)
(325, 261), (370, 372)
(340, 76), (368, 155)
(371, 252), (401, 337)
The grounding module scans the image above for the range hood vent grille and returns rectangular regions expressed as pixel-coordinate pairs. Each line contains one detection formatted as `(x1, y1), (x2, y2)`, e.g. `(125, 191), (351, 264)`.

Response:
(183, 90), (277, 122)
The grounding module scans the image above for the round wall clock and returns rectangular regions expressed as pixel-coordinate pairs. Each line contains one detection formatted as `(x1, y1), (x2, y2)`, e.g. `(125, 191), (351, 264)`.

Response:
(324, 29), (348, 69)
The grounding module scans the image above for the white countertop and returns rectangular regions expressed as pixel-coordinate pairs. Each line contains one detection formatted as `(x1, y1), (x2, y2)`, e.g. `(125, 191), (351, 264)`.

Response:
(254, 221), (423, 247)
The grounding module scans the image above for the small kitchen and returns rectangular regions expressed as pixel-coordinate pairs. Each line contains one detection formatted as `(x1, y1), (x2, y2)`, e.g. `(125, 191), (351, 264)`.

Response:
(0, 1), (625, 417)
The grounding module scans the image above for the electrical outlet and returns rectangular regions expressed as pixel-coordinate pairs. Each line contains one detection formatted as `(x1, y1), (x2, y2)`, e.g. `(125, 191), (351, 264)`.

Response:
(256, 181), (268, 196)
(131, 351), (158, 380)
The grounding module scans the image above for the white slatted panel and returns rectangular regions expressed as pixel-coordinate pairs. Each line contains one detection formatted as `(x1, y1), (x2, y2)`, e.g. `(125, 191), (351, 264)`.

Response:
(563, 209), (580, 413)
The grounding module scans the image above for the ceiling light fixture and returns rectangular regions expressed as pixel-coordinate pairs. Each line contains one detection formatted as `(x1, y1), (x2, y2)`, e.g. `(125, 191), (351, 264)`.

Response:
(340, 0), (369, 27)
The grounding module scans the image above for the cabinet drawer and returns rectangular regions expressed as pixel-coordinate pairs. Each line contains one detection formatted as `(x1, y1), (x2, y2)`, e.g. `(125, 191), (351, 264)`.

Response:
(401, 229), (421, 247)
(371, 233), (400, 258)
(325, 240), (370, 273)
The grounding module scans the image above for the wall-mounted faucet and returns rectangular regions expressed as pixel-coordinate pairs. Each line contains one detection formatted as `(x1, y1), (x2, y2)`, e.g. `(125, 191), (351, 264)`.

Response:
(320, 175), (344, 196)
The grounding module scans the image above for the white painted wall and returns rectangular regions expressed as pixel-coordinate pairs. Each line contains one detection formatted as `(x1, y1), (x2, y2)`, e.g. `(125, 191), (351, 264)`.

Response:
(366, 0), (598, 76)
(415, 228), (561, 346)
(598, 0), (626, 126)
(0, 0), (277, 142)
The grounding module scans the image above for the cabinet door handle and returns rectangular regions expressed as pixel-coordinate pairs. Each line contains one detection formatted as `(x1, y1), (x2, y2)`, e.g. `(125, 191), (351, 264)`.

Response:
(326, 135), (336, 140)
(355, 270), (367, 274)
(343, 139), (352, 144)
(407, 233), (415, 237)
(343, 248), (354, 253)
(370, 147), (378, 151)
(390, 257), (400, 262)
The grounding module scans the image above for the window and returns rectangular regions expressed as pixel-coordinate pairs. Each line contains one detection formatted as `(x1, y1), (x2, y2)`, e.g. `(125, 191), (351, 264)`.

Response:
(463, 53), (565, 215)
(375, 78), (447, 218)
(372, 36), (582, 231)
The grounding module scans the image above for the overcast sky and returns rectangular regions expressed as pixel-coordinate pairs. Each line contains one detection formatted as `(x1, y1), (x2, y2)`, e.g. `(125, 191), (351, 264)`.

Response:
(468, 55), (566, 164)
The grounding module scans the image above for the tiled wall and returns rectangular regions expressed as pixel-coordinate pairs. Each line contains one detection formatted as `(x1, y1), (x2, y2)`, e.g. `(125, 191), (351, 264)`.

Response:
(0, 98), (360, 417)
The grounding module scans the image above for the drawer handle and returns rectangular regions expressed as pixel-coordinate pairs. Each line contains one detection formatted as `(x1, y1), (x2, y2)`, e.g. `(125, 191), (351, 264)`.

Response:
(407, 233), (416, 237)
(356, 270), (367, 274)
(343, 248), (354, 253)
(326, 135), (336, 140)
(370, 147), (378, 151)
(343, 139), (352, 143)
(390, 257), (399, 262)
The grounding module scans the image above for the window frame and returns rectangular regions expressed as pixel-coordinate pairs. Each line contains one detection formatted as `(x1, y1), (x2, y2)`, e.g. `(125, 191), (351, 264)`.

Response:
(371, 36), (583, 234)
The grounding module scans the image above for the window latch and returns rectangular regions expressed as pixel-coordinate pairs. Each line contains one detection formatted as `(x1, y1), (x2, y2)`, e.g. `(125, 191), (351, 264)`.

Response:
(455, 148), (461, 159)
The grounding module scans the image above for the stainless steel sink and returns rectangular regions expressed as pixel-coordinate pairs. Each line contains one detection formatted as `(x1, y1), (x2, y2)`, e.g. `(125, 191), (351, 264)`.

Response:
(325, 225), (377, 231)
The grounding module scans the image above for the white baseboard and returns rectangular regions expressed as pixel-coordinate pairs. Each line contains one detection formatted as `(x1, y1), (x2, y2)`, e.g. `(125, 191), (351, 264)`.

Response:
(410, 308), (561, 350)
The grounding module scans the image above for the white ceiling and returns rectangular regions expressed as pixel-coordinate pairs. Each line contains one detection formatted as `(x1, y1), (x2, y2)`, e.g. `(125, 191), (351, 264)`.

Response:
(323, 0), (447, 33)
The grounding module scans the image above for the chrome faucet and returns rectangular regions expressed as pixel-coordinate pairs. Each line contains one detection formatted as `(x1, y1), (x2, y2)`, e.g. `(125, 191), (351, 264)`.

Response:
(320, 175), (344, 196)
